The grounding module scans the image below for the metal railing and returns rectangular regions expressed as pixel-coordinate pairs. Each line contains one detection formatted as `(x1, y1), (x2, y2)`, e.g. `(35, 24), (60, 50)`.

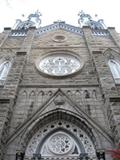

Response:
(92, 29), (109, 36)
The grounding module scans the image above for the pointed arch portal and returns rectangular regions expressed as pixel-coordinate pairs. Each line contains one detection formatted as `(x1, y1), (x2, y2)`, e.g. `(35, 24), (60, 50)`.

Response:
(24, 111), (98, 160)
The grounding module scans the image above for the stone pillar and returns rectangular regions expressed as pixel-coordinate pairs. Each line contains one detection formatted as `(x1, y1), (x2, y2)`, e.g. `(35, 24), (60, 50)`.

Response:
(0, 99), (13, 160)
(92, 51), (117, 95)
(109, 97), (120, 144)
(0, 52), (27, 160)
(108, 27), (120, 50)
(82, 26), (94, 55)
(83, 26), (117, 96)
(83, 27), (119, 147)
(0, 27), (11, 48)
(20, 27), (36, 56)
(0, 51), (27, 98)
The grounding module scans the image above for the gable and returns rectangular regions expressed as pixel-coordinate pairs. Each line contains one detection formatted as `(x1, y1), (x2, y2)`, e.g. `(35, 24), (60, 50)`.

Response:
(7, 89), (113, 145)
(36, 22), (83, 36)
(32, 28), (85, 48)
(103, 48), (120, 59)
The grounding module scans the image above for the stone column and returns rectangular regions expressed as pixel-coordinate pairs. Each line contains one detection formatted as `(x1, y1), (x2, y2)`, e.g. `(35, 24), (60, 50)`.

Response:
(83, 26), (117, 96)
(109, 97), (120, 144)
(108, 27), (120, 50)
(82, 26), (118, 151)
(0, 27), (11, 48)
(20, 27), (36, 57)
(0, 52), (27, 98)
(0, 52), (27, 160)
(0, 99), (13, 160)
(92, 51), (117, 95)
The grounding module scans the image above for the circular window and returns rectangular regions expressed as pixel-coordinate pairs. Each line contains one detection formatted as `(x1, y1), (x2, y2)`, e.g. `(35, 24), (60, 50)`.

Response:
(53, 34), (67, 42)
(48, 132), (73, 155)
(55, 35), (65, 40)
(36, 53), (83, 77)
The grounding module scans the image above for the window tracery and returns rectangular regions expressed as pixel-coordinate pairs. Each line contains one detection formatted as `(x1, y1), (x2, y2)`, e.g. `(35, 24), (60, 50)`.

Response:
(25, 121), (96, 159)
(108, 59), (120, 79)
(0, 60), (11, 81)
(36, 52), (84, 77)
(45, 132), (74, 155)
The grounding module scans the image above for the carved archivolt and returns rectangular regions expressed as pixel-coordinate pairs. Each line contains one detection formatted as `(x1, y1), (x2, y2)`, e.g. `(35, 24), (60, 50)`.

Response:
(25, 120), (96, 159)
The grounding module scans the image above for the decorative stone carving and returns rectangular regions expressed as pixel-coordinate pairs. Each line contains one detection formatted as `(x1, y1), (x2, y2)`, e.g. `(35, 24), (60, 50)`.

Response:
(78, 10), (106, 29)
(48, 132), (73, 154)
(13, 10), (42, 30)
(36, 52), (83, 77)
(52, 34), (67, 42)
(25, 120), (96, 159)
(54, 95), (65, 105)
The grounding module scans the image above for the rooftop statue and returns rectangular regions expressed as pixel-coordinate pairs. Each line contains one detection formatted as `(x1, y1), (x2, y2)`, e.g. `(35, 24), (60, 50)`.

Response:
(78, 10), (106, 29)
(13, 10), (42, 30)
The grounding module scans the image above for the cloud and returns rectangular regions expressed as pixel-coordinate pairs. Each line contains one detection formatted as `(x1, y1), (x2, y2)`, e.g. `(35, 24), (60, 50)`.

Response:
(0, 0), (119, 32)
(5, 0), (11, 7)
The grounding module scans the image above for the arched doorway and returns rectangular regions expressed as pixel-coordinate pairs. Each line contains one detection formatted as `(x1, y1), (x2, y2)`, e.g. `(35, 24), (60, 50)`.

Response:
(24, 112), (97, 160)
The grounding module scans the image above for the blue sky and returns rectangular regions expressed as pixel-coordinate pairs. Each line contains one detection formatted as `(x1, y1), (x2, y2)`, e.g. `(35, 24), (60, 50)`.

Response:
(0, 0), (120, 32)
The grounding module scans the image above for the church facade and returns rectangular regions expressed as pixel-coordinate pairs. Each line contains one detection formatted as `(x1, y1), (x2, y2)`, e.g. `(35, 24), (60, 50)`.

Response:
(0, 11), (120, 160)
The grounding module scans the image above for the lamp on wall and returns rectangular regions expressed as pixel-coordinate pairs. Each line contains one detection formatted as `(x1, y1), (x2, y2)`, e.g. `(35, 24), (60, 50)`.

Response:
(96, 150), (105, 160)
(15, 151), (25, 160)
(31, 154), (41, 160)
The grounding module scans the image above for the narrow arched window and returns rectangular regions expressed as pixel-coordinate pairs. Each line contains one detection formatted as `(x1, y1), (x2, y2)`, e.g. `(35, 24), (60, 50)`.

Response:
(108, 59), (120, 78)
(0, 61), (11, 80)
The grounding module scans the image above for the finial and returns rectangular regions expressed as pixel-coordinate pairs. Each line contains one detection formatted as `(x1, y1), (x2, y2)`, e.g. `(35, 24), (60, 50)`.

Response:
(13, 10), (42, 30)
(78, 10), (106, 29)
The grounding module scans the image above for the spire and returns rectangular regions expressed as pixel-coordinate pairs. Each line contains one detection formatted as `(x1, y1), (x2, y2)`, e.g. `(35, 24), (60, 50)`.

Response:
(78, 10), (106, 30)
(13, 10), (42, 30)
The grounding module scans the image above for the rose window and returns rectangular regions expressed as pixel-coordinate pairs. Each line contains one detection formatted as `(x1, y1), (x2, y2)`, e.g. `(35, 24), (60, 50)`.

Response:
(48, 132), (73, 154)
(36, 53), (82, 76)
(25, 122), (96, 159)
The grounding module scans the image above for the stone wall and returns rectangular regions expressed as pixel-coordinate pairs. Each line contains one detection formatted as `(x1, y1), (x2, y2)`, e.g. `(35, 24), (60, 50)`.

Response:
(0, 26), (120, 160)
